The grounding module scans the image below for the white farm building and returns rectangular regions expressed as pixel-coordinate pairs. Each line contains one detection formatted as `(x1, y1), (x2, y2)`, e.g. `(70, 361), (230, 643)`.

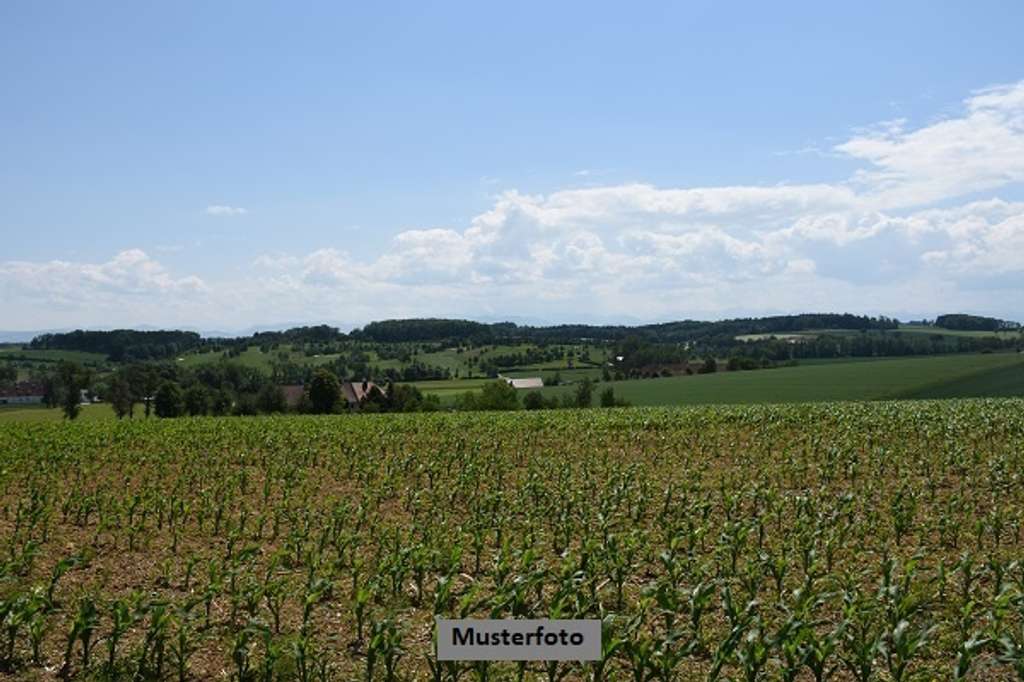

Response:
(502, 376), (544, 390)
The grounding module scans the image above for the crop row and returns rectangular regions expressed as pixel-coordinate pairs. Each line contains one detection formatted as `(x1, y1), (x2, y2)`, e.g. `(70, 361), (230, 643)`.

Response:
(0, 400), (1023, 679)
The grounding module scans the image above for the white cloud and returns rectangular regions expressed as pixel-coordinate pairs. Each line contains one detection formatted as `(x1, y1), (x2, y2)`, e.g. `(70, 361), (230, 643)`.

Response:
(0, 250), (209, 327)
(0, 250), (206, 298)
(836, 81), (1024, 208)
(5, 81), (1024, 328)
(253, 253), (300, 270)
(205, 205), (248, 216)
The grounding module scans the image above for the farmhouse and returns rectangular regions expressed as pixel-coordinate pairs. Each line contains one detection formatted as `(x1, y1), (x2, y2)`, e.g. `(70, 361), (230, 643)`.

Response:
(502, 376), (544, 390)
(0, 382), (45, 405)
(280, 384), (306, 410)
(79, 389), (102, 404)
(342, 380), (385, 408)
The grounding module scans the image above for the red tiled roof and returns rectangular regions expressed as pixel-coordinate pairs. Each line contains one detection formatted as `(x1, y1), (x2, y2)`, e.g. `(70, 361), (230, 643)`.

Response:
(0, 382), (45, 398)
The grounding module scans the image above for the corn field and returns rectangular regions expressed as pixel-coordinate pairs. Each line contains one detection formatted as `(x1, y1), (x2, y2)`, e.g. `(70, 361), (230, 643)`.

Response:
(1, 399), (1024, 680)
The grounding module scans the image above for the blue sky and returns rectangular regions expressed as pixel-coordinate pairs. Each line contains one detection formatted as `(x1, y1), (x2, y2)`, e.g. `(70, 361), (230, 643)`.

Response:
(2, 2), (1024, 330)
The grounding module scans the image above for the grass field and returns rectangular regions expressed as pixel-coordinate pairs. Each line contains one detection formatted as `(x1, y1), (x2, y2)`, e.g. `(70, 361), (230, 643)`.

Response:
(409, 378), (493, 397)
(898, 323), (1024, 338)
(0, 346), (108, 365)
(0, 403), (118, 423)
(734, 332), (814, 342)
(538, 352), (1024, 405)
(901, 358), (1024, 399)
(501, 367), (603, 382)
(0, 401), (1022, 679)
(735, 325), (1024, 343)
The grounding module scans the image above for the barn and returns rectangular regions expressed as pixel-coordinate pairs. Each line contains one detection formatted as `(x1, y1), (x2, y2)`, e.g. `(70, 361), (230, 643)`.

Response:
(503, 376), (544, 390)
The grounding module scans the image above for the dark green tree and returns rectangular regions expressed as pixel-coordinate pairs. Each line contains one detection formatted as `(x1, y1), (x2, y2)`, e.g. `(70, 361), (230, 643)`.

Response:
(107, 374), (134, 419)
(126, 364), (161, 417)
(699, 355), (718, 374)
(183, 385), (210, 416)
(523, 391), (548, 410)
(154, 381), (184, 418)
(41, 374), (60, 408)
(256, 384), (287, 414)
(599, 386), (630, 407)
(210, 389), (233, 416)
(457, 380), (520, 411)
(308, 368), (341, 414)
(574, 377), (594, 408)
(57, 360), (90, 421)
(232, 393), (259, 416)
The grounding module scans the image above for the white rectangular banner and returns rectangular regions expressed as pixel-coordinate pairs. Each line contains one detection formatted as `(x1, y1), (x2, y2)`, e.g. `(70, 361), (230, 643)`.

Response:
(436, 618), (602, 661)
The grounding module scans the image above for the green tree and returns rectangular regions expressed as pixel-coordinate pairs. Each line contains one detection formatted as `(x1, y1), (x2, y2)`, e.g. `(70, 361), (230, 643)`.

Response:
(574, 377), (594, 408)
(599, 386), (630, 407)
(57, 360), (90, 421)
(41, 374), (60, 408)
(183, 385), (210, 416)
(458, 380), (519, 411)
(523, 391), (545, 410)
(107, 374), (134, 419)
(480, 380), (520, 410)
(210, 389), (233, 416)
(154, 381), (184, 418)
(233, 393), (259, 416)
(383, 383), (428, 412)
(699, 355), (718, 374)
(308, 368), (341, 414)
(126, 364), (160, 417)
(256, 384), (287, 414)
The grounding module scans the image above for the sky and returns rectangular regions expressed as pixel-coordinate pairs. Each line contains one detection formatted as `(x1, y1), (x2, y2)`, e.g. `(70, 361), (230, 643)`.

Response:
(2, 1), (1024, 332)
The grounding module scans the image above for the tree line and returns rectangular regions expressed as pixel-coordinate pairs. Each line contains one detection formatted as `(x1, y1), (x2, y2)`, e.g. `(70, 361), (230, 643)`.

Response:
(934, 313), (1021, 332)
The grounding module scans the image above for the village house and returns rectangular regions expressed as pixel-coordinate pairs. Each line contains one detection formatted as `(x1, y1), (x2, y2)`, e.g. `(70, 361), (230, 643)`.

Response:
(0, 382), (45, 405)
(280, 384), (306, 410)
(341, 379), (385, 408)
(276, 381), (387, 411)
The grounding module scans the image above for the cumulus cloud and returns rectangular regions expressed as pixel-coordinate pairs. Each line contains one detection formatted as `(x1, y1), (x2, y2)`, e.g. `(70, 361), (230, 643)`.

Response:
(836, 82), (1024, 208)
(5, 80), (1024, 328)
(0, 250), (206, 300)
(0, 250), (209, 327)
(313, 81), (1024, 318)
(205, 205), (248, 216)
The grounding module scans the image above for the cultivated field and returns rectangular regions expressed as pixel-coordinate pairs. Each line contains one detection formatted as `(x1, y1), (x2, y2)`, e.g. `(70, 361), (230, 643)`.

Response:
(539, 353), (1024, 406)
(1, 401), (1023, 680)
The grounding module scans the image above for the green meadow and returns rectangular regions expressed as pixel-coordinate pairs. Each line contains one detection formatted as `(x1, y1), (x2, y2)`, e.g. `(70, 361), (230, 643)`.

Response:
(534, 352), (1024, 406)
